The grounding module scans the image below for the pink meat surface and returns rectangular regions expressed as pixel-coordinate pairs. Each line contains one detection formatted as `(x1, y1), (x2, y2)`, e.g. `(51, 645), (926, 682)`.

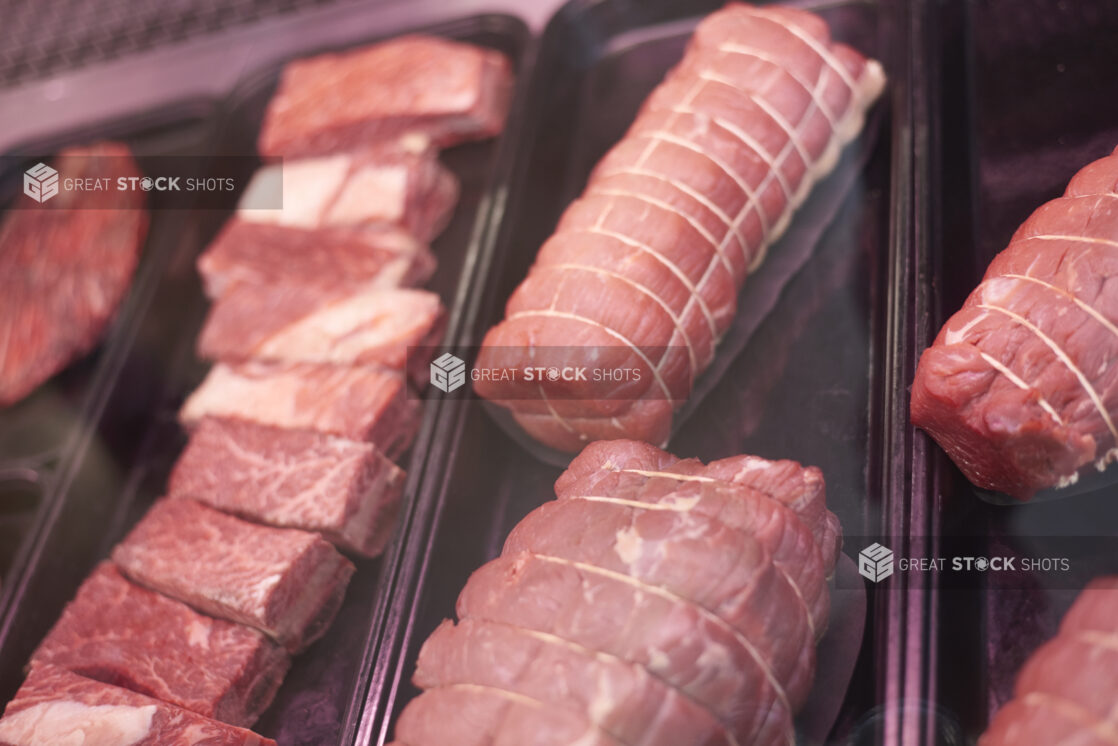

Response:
(0, 143), (148, 406)
(912, 145), (1118, 499)
(237, 141), (458, 242)
(392, 439), (836, 746)
(0, 664), (275, 745)
(112, 498), (355, 652)
(474, 3), (885, 451)
(31, 563), (289, 727)
(168, 417), (404, 557)
(258, 35), (514, 157)
(179, 360), (418, 458)
(196, 221), (435, 300)
(197, 284), (445, 382)
(980, 578), (1118, 746)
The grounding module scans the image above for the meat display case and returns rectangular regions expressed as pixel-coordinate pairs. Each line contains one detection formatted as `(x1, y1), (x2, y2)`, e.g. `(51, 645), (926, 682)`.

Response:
(917, 0), (1118, 741)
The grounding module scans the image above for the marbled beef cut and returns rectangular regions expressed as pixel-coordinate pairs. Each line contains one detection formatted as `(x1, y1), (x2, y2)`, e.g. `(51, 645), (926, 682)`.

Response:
(474, 4), (885, 451)
(0, 143), (148, 406)
(0, 664), (275, 746)
(980, 578), (1118, 746)
(196, 221), (435, 299)
(180, 360), (418, 457)
(912, 146), (1118, 499)
(238, 140), (458, 242)
(390, 439), (837, 746)
(31, 563), (289, 727)
(112, 498), (355, 653)
(197, 284), (445, 382)
(168, 417), (404, 557)
(258, 35), (514, 158)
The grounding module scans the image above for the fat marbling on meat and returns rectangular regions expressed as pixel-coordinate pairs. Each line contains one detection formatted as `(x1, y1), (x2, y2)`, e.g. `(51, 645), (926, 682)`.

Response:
(912, 145), (1118, 499)
(168, 417), (405, 557)
(0, 664), (275, 746)
(31, 563), (289, 727)
(474, 3), (885, 451)
(390, 439), (839, 746)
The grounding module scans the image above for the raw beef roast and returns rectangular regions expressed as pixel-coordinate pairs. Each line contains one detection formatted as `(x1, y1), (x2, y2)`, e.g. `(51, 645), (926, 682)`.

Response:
(0, 142), (148, 406)
(197, 221), (435, 299)
(258, 35), (514, 157)
(180, 360), (418, 457)
(981, 577), (1118, 745)
(390, 439), (838, 746)
(168, 417), (404, 557)
(474, 4), (885, 451)
(198, 284), (444, 380)
(238, 140), (458, 242)
(912, 146), (1118, 499)
(32, 563), (289, 727)
(112, 498), (355, 652)
(0, 664), (275, 746)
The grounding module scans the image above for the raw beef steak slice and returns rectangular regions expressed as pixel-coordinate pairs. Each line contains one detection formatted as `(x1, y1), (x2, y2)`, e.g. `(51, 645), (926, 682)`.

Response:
(32, 563), (289, 727)
(474, 3), (885, 451)
(0, 664), (275, 745)
(258, 35), (514, 157)
(912, 145), (1118, 499)
(0, 142), (148, 406)
(168, 417), (404, 557)
(197, 284), (445, 382)
(238, 139), (458, 242)
(112, 498), (355, 652)
(196, 221), (435, 299)
(179, 360), (418, 458)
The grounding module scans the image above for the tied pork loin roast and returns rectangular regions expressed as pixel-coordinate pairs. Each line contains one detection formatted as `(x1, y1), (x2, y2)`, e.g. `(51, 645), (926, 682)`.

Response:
(0, 143), (148, 406)
(912, 145), (1118, 499)
(474, 3), (885, 452)
(980, 578), (1118, 746)
(390, 439), (840, 746)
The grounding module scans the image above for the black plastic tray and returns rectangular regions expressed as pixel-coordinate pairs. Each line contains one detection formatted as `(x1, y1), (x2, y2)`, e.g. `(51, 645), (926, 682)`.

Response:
(363, 0), (912, 743)
(919, 0), (1118, 741)
(0, 12), (531, 746)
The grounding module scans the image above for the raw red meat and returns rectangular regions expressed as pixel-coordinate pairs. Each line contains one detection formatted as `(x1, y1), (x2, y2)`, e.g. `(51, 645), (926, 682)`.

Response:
(980, 578), (1118, 746)
(912, 146), (1118, 499)
(392, 439), (836, 746)
(258, 35), (514, 158)
(0, 143), (148, 406)
(473, 4), (885, 451)
(179, 360), (418, 458)
(168, 417), (404, 557)
(0, 664), (275, 745)
(197, 284), (445, 382)
(112, 498), (355, 653)
(31, 563), (289, 727)
(196, 221), (435, 299)
(238, 140), (458, 242)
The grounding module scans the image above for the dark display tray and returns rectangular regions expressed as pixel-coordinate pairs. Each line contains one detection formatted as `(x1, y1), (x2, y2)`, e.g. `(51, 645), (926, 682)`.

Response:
(0, 11), (531, 746)
(361, 0), (915, 743)
(918, 0), (1118, 741)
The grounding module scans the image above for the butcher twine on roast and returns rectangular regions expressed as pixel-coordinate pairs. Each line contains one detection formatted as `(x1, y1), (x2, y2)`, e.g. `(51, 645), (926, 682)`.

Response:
(389, 439), (839, 746)
(980, 577), (1118, 746)
(474, 3), (885, 452)
(912, 145), (1118, 499)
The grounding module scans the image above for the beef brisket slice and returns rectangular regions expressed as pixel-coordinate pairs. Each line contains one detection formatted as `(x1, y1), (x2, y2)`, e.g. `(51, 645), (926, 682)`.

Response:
(258, 35), (513, 157)
(31, 563), (289, 727)
(111, 498), (355, 652)
(168, 417), (404, 557)
(0, 143), (148, 406)
(0, 664), (275, 746)
(474, 4), (885, 451)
